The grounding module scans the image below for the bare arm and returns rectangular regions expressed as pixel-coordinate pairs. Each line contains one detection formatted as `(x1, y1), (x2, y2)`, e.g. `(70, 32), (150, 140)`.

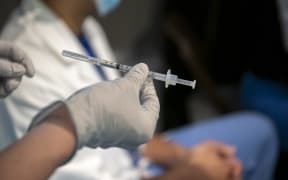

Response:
(0, 105), (76, 180)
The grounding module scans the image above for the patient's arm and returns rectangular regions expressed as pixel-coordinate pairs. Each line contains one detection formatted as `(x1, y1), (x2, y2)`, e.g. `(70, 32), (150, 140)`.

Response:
(0, 105), (76, 180)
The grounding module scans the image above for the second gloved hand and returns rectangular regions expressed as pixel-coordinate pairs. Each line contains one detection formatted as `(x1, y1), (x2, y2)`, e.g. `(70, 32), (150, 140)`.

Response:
(66, 63), (160, 149)
(0, 42), (35, 97)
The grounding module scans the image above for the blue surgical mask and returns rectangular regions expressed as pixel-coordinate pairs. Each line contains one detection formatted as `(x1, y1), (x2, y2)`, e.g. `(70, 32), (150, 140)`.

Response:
(94, 0), (121, 16)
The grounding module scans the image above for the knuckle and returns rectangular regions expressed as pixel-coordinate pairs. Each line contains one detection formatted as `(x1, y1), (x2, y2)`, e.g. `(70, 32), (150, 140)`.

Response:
(138, 63), (149, 73)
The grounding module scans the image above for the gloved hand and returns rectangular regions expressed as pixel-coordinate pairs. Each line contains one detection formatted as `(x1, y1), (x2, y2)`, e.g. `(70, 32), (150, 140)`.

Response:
(0, 42), (35, 97)
(30, 63), (160, 150)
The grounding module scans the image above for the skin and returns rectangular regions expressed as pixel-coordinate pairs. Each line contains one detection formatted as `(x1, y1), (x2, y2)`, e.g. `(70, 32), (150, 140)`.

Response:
(43, 0), (95, 35)
(0, 104), (76, 180)
(188, 141), (242, 180)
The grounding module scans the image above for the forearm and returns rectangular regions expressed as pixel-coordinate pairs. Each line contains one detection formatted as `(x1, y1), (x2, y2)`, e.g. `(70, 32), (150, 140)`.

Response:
(0, 105), (76, 180)
(142, 136), (190, 168)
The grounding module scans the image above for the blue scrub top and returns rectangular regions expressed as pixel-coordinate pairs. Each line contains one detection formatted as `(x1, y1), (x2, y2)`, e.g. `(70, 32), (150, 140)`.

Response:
(78, 33), (108, 80)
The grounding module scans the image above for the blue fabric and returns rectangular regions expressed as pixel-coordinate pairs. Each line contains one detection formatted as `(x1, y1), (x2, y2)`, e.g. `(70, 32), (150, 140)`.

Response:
(78, 33), (108, 80)
(241, 72), (288, 150)
(132, 112), (278, 180)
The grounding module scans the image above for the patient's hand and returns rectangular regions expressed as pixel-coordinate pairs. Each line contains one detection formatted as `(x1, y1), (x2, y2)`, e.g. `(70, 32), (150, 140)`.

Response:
(188, 141), (242, 180)
(142, 137), (242, 180)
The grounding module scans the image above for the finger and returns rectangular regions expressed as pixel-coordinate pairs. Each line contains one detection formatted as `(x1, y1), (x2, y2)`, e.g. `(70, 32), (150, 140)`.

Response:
(218, 145), (236, 158)
(4, 78), (21, 95)
(0, 78), (21, 97)
(140, 77), (160, 119)
(0, 59), (26, 77)
(204, 141), (236, 157)
(124, 63), (149, 88)
(7, 45), (35, 77)
(0, 84), (7, 98)
(0, 42), (35, 77)
(228, 158), (242, 180)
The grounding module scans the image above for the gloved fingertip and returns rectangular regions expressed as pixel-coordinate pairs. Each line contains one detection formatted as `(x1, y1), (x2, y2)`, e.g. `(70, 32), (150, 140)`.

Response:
(9, 45), (25, 61)
(125, 63), (149, 87)
(19, 56), (35, 78)
(10, 46), (35, 77)
(135, 63), (149, 74)
(4, 78), (20, 93)
(12, 63), (26, 76)
(130, 63), (149, 77)
(25, 61), (36, 78)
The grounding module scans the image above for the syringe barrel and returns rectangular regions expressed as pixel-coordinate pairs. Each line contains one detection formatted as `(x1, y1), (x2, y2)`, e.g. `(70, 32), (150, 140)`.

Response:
(149, 72), (166, 81)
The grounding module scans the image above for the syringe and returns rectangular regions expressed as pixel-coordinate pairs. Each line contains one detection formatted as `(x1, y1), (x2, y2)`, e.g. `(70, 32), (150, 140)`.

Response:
(62, 50), (196, 89)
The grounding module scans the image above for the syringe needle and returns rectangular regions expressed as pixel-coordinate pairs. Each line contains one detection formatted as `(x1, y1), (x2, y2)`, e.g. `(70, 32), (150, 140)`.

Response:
(62, 50), (196, 89)
(62, 50), (100, 65)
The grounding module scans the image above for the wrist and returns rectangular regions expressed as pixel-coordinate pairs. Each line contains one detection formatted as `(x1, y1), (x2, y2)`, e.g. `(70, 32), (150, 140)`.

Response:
(161, 146), (190, 167)
(64, 90), (97, 149)
(173, 147), (190, 165)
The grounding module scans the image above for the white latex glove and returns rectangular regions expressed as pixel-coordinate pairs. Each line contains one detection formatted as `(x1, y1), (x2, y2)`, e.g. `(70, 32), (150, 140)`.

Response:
(0, 42), (35, 97)
(31, 63), (160, 150)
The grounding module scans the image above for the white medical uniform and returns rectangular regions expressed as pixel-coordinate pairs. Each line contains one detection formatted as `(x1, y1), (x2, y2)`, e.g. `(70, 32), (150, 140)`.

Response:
(0, 0), (139, 179)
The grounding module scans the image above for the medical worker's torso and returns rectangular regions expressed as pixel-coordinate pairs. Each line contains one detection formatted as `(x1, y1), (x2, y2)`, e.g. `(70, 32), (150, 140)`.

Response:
(0, 0), (139, 179)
